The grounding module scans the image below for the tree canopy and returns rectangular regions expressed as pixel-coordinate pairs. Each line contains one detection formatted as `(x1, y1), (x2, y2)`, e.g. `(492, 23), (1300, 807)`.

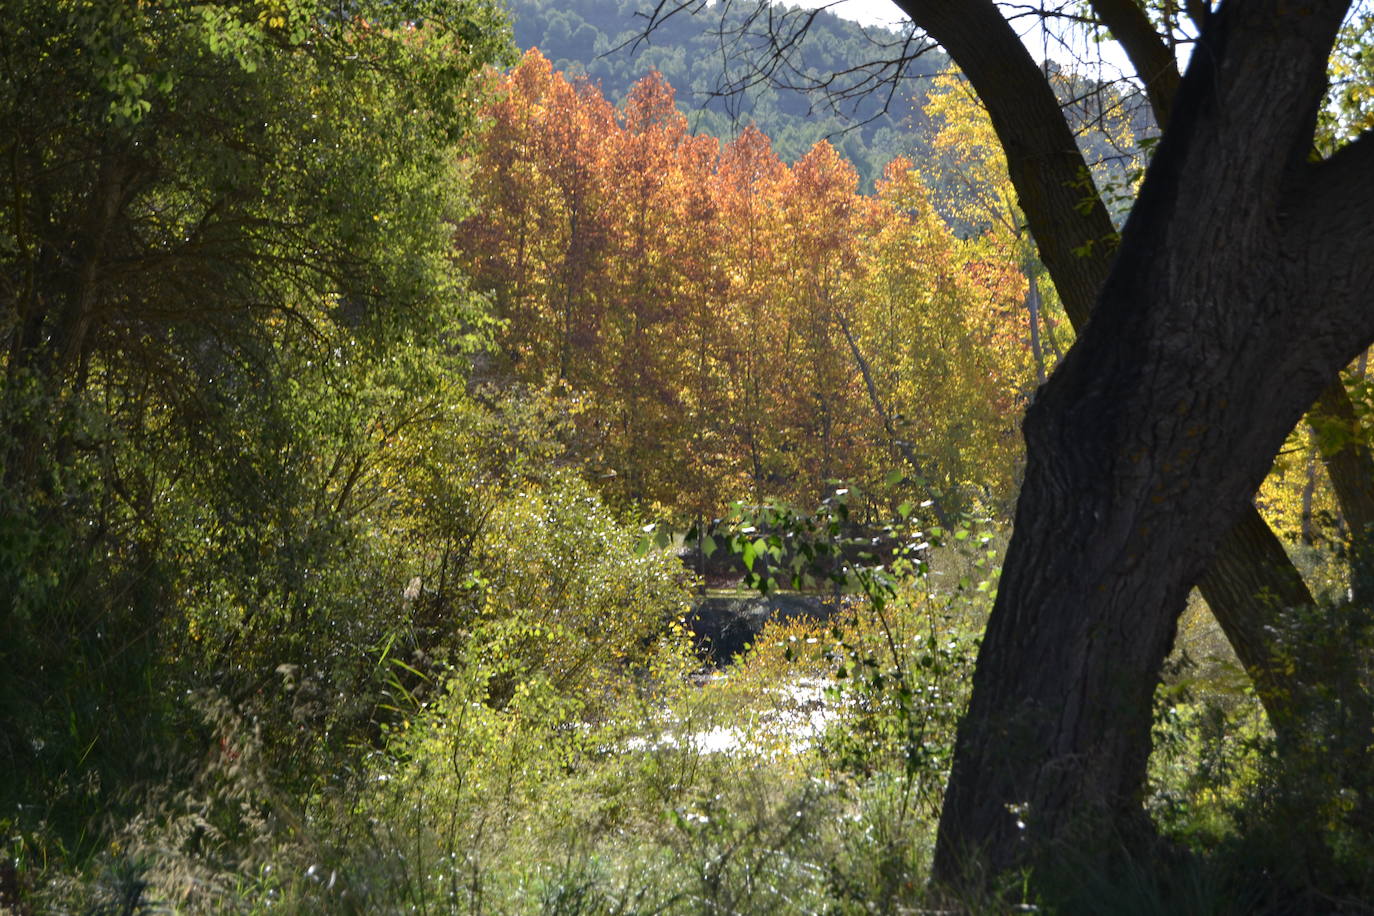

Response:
(459, 50), (1039, 521)
(1, 0), (512, 845)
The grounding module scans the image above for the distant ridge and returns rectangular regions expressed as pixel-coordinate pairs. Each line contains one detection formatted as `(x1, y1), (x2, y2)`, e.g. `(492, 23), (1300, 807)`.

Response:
(502, 0), (948, 188)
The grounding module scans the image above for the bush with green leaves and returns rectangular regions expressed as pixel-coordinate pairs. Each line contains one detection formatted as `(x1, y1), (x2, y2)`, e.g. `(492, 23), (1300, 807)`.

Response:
(1147, 584), (1374, 910)
(469, 474), (693, 708)
(34, 477), (1010, 914)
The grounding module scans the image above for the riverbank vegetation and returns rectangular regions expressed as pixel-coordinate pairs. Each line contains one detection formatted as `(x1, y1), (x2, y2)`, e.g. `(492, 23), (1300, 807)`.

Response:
(3, 1), (1372, 912)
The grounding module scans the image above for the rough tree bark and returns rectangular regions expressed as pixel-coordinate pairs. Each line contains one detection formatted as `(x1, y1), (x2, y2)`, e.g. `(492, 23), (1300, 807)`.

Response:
(893, 0), (1341, 757)
(1088, 0), (1374, 730)
(1311, 379), (1374, 598)
(891, 0), (1374, 883)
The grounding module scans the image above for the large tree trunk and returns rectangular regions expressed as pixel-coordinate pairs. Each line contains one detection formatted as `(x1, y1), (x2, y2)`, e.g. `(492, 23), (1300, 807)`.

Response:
(916, 0), (1374, 882)
(1091, 0), (1374, 752)
(893, 0), (1340, 759)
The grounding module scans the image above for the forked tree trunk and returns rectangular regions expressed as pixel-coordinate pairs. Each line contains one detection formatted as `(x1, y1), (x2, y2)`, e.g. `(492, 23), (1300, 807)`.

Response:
(895, 0), (1332, 758)
(1090, 0), (1374, 766)
(907, 0), (1374, 882)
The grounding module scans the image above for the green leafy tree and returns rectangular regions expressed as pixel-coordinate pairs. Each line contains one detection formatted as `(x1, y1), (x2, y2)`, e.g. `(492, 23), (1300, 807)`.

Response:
(0, 0), (511, 851)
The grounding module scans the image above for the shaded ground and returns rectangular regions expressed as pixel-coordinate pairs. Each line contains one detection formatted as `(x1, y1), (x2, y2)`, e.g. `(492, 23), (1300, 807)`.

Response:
(685, 592), (842, 664)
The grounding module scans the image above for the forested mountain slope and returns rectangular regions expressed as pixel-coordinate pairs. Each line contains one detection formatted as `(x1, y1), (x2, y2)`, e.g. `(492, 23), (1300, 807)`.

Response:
(505, 0), (948, 188)
(505, 0), (1149, 207)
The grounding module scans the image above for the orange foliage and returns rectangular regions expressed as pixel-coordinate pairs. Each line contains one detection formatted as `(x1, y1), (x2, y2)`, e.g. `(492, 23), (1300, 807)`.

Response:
(459, 50), (1038, 522)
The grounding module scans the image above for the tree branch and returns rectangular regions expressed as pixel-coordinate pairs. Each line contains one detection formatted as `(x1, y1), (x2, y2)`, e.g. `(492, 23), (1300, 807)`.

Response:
(893, 0), (1117, 329)
(835, 311), (955, 531)
(1086, 0), (1180, 125)
(1287, 129), (1374, 320)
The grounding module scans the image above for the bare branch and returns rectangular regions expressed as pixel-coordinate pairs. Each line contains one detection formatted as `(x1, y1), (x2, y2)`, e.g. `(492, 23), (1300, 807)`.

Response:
(1087, 0), (1180, 124)
(616, 0), (945, 142)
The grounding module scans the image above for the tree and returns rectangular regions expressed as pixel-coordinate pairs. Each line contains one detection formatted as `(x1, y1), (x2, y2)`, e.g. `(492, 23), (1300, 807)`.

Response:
(713, 124), (791, 503)
(923, 74), (1073, 387)
(0, 0), (511, 840)
(632, 0), (1374, 890)
(879, 11), (1372, 782)
(883, 0), (1374, 886)
(770, 141), (872, 500)
(855, 157), (1032, 515)
(465, 53), (1044, 526)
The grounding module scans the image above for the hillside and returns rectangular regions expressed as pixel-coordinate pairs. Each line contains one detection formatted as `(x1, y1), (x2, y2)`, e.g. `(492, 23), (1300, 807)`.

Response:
(504, 0), (949, 188)
(504, 0), (1150, 211)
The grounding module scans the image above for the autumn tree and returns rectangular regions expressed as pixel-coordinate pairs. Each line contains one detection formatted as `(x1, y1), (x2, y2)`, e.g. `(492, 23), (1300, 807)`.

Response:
(463, 53), (726, 512)
(465, 50), (618, 384)
(767, 142), (872, 500)
(463, 53), (1040, 526)
(924, 74), (1072, 385)
(658, 107), (736, 523)
(600, 71), (723, 509)
(856, 159), (1031, 514)
(713, 124), (791, 504)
